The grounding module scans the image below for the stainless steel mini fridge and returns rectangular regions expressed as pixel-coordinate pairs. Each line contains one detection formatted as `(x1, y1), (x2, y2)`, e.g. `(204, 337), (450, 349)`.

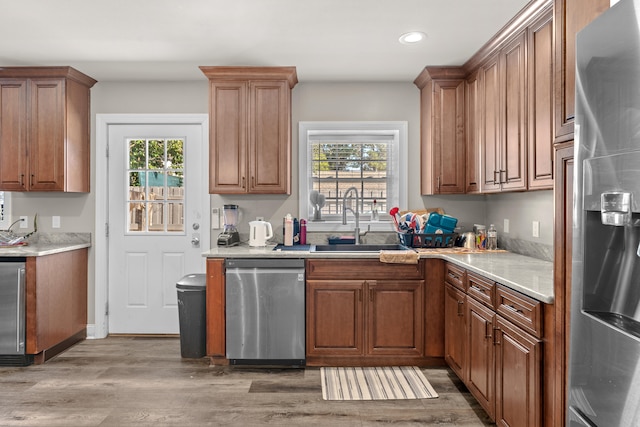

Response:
(0, 258), (31, 366)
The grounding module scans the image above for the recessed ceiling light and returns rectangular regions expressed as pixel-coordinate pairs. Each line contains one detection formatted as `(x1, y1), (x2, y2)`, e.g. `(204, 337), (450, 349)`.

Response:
(399, 31), (427, 44)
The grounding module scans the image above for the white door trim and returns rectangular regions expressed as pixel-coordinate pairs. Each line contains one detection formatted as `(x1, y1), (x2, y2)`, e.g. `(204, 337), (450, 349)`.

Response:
(95, 114), (209, 339)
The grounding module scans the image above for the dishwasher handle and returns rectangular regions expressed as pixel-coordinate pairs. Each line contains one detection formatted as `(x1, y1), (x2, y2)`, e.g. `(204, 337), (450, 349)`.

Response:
(226, 258), (305, 269)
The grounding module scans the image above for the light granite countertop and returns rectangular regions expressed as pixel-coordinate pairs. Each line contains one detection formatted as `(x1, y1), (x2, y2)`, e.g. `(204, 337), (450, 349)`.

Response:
(0, 232), (91, 257)
(202, 244), (554, 303)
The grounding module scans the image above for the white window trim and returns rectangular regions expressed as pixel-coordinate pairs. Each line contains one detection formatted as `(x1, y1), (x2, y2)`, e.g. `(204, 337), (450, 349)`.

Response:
(298, 121), (407, 232)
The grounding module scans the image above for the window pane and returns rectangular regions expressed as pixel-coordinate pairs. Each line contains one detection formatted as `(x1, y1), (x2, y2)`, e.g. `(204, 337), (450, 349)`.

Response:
(129, 172), (145, 201)
(167, 171), (184, 201)
(148, 139), (164, 169)
(167, 202), (184, 232)
(167, 139), (184, 169)
(311, 140), (389, 217)
(148, 202), (165, 232)
(128, 202), (146, 232)
(129, 139), (146, 169)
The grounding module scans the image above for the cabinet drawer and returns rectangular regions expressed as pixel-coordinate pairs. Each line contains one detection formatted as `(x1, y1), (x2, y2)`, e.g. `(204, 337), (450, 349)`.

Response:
(444, 262), (465, 291)
(495, 284), (542, 338)
(466, 271), (495, 309)
(306, 259), (424, 280)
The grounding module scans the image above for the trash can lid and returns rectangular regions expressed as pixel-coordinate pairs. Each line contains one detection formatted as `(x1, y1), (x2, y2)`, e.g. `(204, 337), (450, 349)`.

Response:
(176, 273), (206, 290)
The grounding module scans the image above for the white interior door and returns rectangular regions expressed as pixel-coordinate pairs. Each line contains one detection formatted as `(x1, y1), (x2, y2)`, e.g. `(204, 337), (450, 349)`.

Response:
(107, 123), (208, 334)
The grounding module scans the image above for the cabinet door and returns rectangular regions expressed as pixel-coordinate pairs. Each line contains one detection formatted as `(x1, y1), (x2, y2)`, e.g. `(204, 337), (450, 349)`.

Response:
(554, 0), (609, 142)
(29, 78), (66, 191)
(528, 9), (554, 190)
(0, 79), (28, 190)
(444, 283), (466, 381)
(206, 258), (226, 357)
(465, 71), (480, 193)
(500, 31), (527, 191)
(209, 81), (247, 193)
(367, 280), (424, 356)
(433, 79), (466, 194)
(554, 144), (574, 425)
(248, 80), (290, 194)
(466, 296), (496, 420)
(495, 316), (542, 427)
(480, 54), (501, 193)
(306, 280), (364, 356)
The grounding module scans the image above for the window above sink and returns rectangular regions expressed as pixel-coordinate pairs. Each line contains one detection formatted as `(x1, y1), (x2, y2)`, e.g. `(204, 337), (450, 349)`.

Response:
(298, 121), (408, 232)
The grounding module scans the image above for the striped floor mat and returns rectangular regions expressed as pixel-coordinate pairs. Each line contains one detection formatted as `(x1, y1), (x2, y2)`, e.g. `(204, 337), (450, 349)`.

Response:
(320, 366), (439, 401)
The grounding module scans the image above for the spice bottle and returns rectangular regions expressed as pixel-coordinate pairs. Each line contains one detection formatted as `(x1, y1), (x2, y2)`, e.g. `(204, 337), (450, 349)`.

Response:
(475, 225), (486, 250)
(487, 224), (497, 250)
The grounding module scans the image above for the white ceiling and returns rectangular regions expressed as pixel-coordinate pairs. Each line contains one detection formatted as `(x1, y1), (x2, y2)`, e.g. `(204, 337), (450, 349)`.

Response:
(0, 0), (530, 83)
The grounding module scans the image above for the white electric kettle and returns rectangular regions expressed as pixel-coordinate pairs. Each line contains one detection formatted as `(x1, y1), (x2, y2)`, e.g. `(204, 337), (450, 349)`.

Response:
(249, 220), (273, 247)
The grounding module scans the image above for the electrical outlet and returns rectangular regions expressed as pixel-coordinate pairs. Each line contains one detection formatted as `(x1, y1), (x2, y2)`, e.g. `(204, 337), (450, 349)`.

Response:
(503, 219), (509, 233)
(532, 220), (540, 238)
(19, 215), (28, 229)
(52, 216), (61, 228)
(256, 216), (264, 222)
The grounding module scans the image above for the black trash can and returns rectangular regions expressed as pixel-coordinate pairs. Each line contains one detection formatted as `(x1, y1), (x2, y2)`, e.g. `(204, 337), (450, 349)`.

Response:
(176, 273), (206, 358)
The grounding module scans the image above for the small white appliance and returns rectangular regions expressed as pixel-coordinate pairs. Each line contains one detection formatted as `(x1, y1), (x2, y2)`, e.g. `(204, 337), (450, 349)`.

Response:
(248, 220), (273, 247)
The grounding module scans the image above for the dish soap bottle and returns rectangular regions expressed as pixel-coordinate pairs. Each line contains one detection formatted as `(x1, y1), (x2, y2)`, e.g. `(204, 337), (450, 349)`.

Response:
(371, 199), (379, 222)
(487, 224), (497, 250)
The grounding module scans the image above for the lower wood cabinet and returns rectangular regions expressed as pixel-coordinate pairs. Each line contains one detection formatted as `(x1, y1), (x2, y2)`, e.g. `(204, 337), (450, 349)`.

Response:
(26, 248), (88, 363)
(444, 269), (466, 380)
(305, 259), (426, 366)
(444, 263), (543, 426)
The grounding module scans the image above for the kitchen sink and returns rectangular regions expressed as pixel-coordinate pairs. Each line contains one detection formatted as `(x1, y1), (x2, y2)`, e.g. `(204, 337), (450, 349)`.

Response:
(311, 244), (410, 252)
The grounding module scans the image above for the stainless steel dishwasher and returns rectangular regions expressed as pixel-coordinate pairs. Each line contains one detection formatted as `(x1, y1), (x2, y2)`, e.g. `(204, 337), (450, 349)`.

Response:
(225, 258), (305, 365)
(0, 257), (31, 366)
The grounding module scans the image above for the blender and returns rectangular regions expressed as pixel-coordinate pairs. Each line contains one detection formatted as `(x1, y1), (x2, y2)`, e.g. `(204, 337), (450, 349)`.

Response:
(217, 204), (241, 246)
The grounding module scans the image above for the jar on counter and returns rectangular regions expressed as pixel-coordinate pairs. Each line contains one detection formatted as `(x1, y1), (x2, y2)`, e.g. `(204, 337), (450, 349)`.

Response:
(475, 225), (486, 250)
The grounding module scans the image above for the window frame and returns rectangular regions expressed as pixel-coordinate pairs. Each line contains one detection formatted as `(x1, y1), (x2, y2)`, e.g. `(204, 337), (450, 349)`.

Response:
(298, 121), (407, 232)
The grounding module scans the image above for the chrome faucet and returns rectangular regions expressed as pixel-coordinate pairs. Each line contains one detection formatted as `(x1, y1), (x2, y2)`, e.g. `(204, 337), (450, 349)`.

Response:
(342, 186), (361, 244)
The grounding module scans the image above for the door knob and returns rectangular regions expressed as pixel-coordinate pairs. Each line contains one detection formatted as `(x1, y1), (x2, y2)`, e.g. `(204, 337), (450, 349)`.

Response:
(191, 233), (200, 247)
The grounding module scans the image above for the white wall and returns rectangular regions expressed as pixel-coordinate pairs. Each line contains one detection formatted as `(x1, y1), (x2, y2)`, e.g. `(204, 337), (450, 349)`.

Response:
(10, 79), (554, 325)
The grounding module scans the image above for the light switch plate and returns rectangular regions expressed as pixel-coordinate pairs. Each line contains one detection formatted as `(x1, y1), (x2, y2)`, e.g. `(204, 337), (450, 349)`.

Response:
(532, 220), (540, 238)
(52, 216), (61, 228)
(19, 215), (28, 229)
(503, 219), (509, 233)
(211, 208), (220, 230)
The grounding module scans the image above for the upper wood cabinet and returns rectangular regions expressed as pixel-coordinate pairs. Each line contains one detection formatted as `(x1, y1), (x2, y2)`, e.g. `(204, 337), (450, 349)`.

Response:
(527, 8), (554, 190)
(199, 66), (297, 194)
(414, 67), (466, 195)
(0, 67), (96, 192)
(480, 31), (528, 193)
(465, 70), (481, 193)
(553, 0), (609, 143)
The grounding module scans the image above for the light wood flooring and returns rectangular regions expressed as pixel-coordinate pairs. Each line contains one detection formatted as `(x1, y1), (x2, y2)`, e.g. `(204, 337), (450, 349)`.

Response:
(0, 336), (494, 426)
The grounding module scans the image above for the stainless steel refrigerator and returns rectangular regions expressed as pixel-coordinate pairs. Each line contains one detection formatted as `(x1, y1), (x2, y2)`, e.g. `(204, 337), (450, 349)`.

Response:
(570, 0), (640, 425)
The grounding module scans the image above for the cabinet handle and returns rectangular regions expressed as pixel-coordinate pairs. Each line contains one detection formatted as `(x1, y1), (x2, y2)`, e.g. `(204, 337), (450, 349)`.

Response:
(499, 169), (506, 184)
(30, 174), (34, 187)
(457, 300), (464, 316)
(470, 285), (485, 294)
(20, 174), (24, 186)
(493, 170), (499, 183)
(448, 272), (459, 281)
(251, 176), (255, 188)
(241, 176), (245, 189)
(493, 327), (501, 345)
(485, 321), (492, 339)
(437, 176), (441, 192)
(505, 304), (524, 314)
